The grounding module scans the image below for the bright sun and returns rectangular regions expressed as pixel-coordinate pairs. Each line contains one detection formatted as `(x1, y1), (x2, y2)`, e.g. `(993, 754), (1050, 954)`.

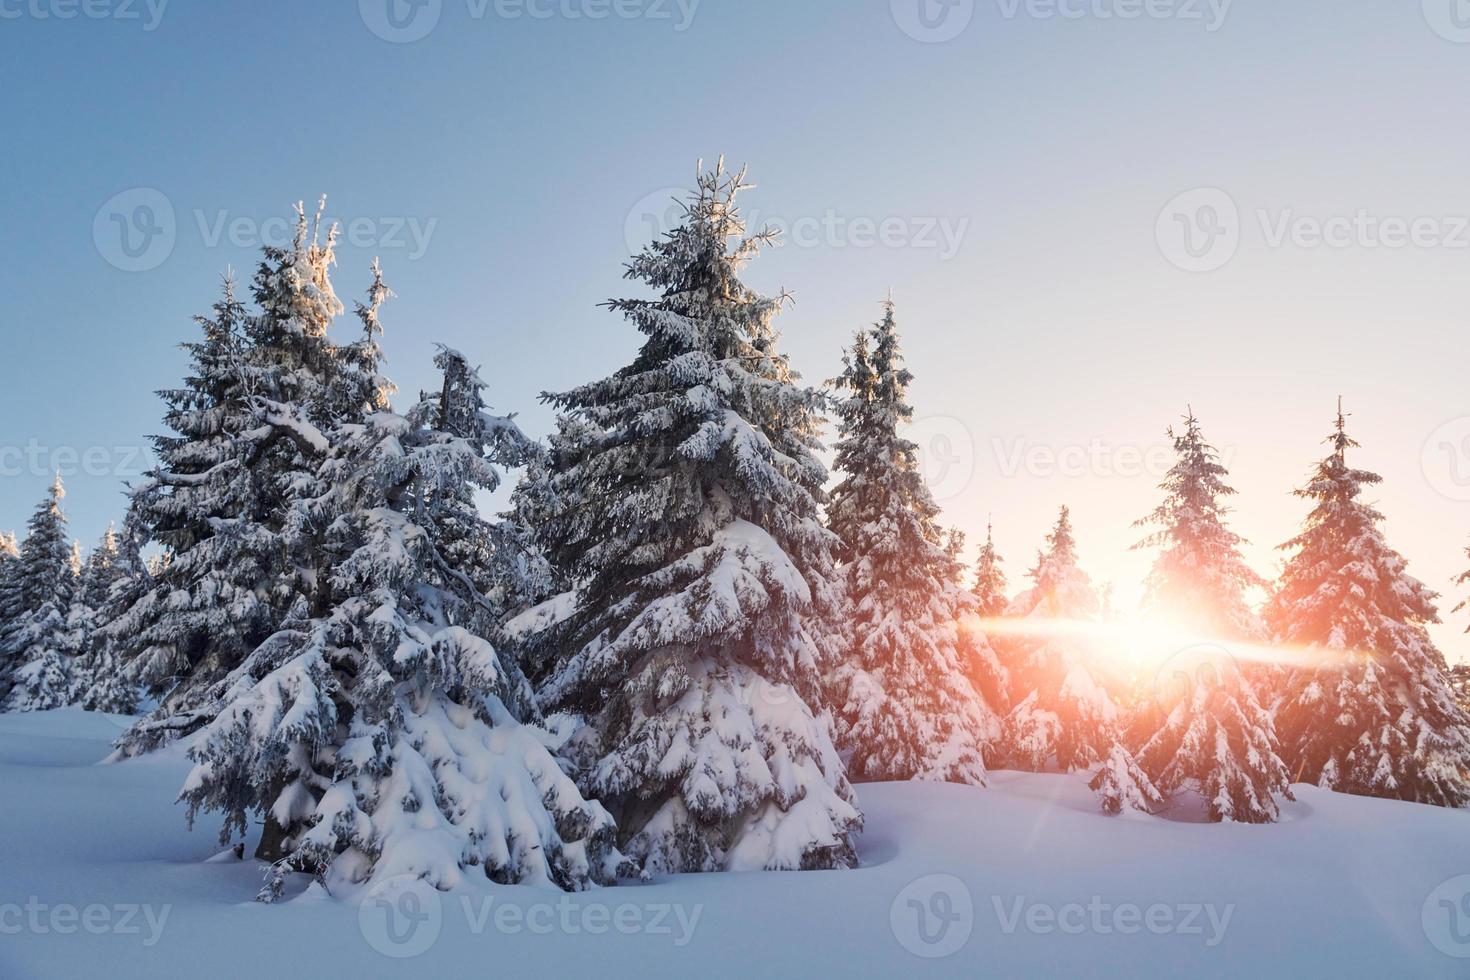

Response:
(967, 611), (1322, 682)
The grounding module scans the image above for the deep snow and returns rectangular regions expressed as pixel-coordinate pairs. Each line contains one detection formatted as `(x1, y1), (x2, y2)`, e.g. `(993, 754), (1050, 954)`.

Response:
(2, 709), (1468, 978)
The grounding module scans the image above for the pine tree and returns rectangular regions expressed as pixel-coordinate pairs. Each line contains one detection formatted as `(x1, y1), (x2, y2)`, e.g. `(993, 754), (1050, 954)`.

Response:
(413, 343), (544, 621)
(111, 204), (350, 754)
(499, 449), (566, 614)
(824, 303), (999, 785)
(1, 476), (83, 711)
(997, 507), (1162, 814)
(0, 531), (20, 662)
(1132, 410), (1265, 635)
(1129, 410), (1291, 822)
(529, 161), (861, 875)
(1270, 405), (1470, 807)
(103, 273), (272, 724)
(179, 267), (626, 899)
(972, 521), (1009, 619)
(74, 524), (141, 714)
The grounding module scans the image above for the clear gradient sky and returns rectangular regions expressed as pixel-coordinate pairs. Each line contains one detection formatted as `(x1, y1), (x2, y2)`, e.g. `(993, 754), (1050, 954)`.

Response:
(3, 0), (1470, 659)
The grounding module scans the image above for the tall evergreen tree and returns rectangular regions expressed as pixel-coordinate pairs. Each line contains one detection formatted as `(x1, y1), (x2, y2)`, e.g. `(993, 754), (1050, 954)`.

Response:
(1, 476), (83, 711)
(111, 204), (350, 754)
(177, 266), (625, 899)
(824, 303), (999, 785)
(1132, 410), (1265, 635)
(529, 161), (861, 875)
(997, 507), (1161, 814)
(414, 343), (545, 621)
(1130, 411), (1291, 823)
(0, 531), (20, 659)
(972, 521), (1009, 619)
(499, 448), (566, 615)
(1269, 405), (1470, 807)
(74, 524), (141, 714)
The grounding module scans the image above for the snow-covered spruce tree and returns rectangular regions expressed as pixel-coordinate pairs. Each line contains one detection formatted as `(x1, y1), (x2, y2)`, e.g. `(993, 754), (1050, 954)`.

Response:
(972, 521), (1009, 619)
(824, 304), (999, 784)
(414, 342), (548, 622)
(1128, 410), (1291, 823)
(179, 270), (624, 899)
(1268, 406), (1470, 807)
(530, 161), (860, 875)
(1, 476), (83, 711)
(110, 206), (349, 754)
(1132, 411), (1265, 635)
(75, 524), (142, 714)
(500, 449), (569, 615)
(998, 507), (1161, 814)
(0, 531), (20, 657)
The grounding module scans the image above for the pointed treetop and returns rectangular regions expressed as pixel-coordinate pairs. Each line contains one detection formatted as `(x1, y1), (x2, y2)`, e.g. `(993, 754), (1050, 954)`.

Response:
(1329, 396), (1356, 461)
(1049, 505), (1076, 557)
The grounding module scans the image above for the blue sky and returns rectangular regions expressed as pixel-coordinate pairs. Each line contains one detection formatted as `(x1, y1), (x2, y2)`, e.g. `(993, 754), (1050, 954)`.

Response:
(4, 0), (1470, 656)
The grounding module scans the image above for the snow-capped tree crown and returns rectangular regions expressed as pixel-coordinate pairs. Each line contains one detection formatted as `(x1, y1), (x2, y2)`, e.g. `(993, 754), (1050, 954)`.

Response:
(531, 160), (860, 874)
(540, 159), (837, 695)
(824, 301), (997, 786)
(1268, 406), (1437, 648)
(1015, 506), (1095, 619)
(1268, 404), (1470, 808)
(972, 521), (1009, 618)
(1133, 410), (1264, 638)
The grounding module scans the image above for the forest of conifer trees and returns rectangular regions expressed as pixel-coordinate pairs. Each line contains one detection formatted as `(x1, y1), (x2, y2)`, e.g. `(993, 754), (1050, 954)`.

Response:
(3, 165), (1469, 902)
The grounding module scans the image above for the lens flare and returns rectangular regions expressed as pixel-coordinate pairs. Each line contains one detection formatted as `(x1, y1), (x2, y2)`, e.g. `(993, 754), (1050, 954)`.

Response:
(963, 612), (1336, 676)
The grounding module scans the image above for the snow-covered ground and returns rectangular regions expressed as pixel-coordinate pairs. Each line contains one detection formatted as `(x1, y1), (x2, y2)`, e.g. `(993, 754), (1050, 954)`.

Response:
(2, 710), (1468, 979)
